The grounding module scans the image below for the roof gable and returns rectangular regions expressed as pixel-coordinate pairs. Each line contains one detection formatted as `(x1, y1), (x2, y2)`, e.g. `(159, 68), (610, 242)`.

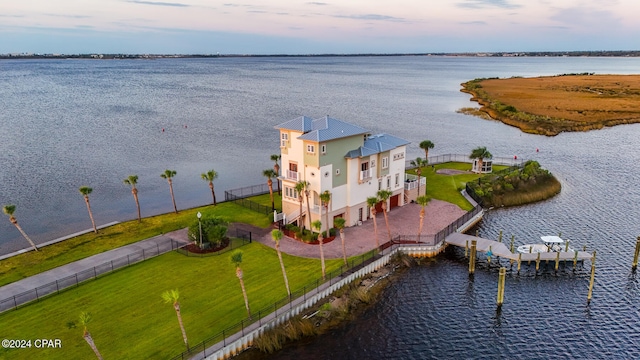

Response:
(297, 116), (369, 142)
(345, 133), (410, 158)
(274, 116), (314, 132)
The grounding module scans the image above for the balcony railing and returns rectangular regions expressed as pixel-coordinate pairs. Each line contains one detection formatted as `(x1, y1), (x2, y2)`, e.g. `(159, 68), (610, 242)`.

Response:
(286, 170), (299, 181)
(360, 169), (371, 181)
(404, 174), (426, 190)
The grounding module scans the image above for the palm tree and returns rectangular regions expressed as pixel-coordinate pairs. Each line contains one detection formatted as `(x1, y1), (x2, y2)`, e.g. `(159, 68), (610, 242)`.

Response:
(123, 175), (141, 223)
(270, 154), (281, 195)
(201, 169), (219, 205)
(263, 169), (277, 211)
(377, 189), (393, 242)
(366, 196), (380, 248)
(3, 205), (38, 251)
(294, 181), (307, 229)
(160, 169), (178, 214)
(271, 229), (291, 296)
(334, 217), (348, 265)
(416, 195), (430, 243)
(312, 220), (326, 280)
(161, 289), (189, 350)
(470, 146), (493, 174)
(319, 190), (331, 237)
(79, 186), (97, 234)
(303, 181), (312, 231)
(410, 157), (428, 197)
(230, 251), (251, 318)
(79, 312), (103, 360)
(419, 140), (435, 160)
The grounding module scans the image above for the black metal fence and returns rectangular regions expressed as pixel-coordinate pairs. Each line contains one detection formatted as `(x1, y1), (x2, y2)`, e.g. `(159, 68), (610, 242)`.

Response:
(0, 239), (186, 313)
(433, 205), (483, 244)
(225, 184), (273, 215)
(175, 238), (251, 258)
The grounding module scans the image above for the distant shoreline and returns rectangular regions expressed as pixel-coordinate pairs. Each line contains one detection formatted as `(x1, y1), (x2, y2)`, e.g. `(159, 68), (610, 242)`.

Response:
(3, 50), (640, 60)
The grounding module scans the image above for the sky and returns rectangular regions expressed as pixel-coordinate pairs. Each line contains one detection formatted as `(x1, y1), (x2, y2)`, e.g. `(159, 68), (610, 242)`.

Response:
(1, 0), (639, 55)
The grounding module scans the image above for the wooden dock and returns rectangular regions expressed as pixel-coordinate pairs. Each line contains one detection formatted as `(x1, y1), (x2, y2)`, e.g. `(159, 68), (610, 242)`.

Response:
(445, 233), (593, 262)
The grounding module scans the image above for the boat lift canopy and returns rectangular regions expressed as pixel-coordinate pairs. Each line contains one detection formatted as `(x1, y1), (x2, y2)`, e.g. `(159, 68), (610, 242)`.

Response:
(541, 236), (565, 244)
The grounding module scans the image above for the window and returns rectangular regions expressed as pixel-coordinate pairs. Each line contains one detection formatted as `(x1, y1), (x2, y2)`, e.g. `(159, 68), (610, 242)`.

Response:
(281, 133), (288, 147)
(378, 180), (382, 191)
(393, 152), (405, 161)
(387, 176), (390, 189)
(358, 208), (363, 222)
(306, 144), (315, 153)
(281, 133), (288, 140)
(382, 157), (389, 169)
(395, 173), (399, 187)
(321, 144), (326, 154)
(370, 159), (376, 168)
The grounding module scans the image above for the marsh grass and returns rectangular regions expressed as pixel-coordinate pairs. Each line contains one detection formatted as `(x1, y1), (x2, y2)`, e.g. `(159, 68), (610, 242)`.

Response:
(461, 75), (640, 135)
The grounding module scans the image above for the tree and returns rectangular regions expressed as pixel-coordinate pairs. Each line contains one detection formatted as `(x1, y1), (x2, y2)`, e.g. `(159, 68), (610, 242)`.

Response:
(294, 181), (307, 229)
(470, 146), (493, 174)
(410, 157), (428, 197)
(79, 186), (97, 234)
(366, 196), (380, 248)
(416, 195), (431, 243)
(303, 181), (312, 231)
(270, 154), (281, 195)
(123, 175), (141, 223)
(161, 289), (189, 350)
(419, 140), (435, 160)
(377, 189), (393, 242)
(79, 312), (103, 360)
(161, 169), (178, 214)
(271, 229), (291, 296)
(187, 216), (228, 248)
(231, 251), (251, 318)
(201, 169), (219, 205)
(263, 169), (277, 211)
(319, 190), (331, 237)
(334, 217), (348, 266)
(3, 205), (38, 251)
(312, 220), (326, 280)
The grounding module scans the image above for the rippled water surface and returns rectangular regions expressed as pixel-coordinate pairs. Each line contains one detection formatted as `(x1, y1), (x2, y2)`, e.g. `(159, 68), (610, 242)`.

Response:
(2, 56), (640, 358)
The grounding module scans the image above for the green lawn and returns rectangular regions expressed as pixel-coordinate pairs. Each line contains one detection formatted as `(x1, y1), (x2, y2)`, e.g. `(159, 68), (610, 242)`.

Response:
(0, 202), (273, 287)
(248, 192), (283, 213)
(408, 162), (508, 211)
(0, 242), (345, 359)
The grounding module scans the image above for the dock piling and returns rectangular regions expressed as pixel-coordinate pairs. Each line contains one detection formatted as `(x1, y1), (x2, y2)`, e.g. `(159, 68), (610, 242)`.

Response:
(469, 240), (477, 275)
(509, 235), (515, 253)
(517, 253), (522, 273)
(465, 240), (469, 259)
(497, 267), (506, 307)
(565, 240), (570, 252)
(555, 251), (560, 272)
(587, 251), (597, 304)
(632, 236), (640, 270)
(535, 252), (541, 272)
(498, 231), (503, 243)
(573, 250), (578, 270)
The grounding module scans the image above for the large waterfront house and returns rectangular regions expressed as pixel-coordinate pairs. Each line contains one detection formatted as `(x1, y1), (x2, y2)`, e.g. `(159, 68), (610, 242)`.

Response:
(275, 116), (413, 232)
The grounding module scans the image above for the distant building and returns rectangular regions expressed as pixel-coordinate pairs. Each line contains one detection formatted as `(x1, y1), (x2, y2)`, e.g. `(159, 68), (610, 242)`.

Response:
(275, 116), (410, 231)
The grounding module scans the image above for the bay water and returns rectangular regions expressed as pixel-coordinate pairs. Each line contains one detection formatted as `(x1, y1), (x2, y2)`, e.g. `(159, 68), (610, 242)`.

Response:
(2, 56), (640, 358)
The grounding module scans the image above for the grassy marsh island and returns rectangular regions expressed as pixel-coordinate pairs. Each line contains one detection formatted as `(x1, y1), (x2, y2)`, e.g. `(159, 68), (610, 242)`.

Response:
(460, 74), (640, 136)
(467, 161), (561, 208)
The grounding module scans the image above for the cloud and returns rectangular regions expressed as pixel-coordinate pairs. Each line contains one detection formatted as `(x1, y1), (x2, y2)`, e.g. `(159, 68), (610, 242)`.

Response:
(333, 14), (406, 22)
(457, 0), (521, 9)
(549, 7), (619, 28)
(44, 14), (92, 19)
(125, 0), (190, 7)
(307, 2), (328, 5)
(460, 21), (487, 25)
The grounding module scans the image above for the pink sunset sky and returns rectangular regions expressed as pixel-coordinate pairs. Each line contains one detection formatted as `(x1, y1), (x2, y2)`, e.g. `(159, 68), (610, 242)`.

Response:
(1, 0), (639, 54)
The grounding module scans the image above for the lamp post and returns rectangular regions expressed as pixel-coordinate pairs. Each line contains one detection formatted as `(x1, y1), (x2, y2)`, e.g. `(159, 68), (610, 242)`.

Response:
(197, 211), (203, 249)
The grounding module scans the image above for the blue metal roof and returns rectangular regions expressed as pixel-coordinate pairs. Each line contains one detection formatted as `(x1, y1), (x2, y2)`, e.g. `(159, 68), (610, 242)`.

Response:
(274, 116), (314, 132)
(297, 116), (369, 142)
(345, 133), (410, 159)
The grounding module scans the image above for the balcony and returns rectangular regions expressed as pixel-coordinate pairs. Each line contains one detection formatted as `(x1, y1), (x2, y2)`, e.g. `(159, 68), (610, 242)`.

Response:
(360, 169), (371, 181)
(286, 170), (299, 181)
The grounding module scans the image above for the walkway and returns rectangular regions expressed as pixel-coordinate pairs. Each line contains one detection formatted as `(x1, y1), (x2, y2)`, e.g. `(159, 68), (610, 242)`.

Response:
(0, 229), (190, 312)
(252, 200), (467, 259)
